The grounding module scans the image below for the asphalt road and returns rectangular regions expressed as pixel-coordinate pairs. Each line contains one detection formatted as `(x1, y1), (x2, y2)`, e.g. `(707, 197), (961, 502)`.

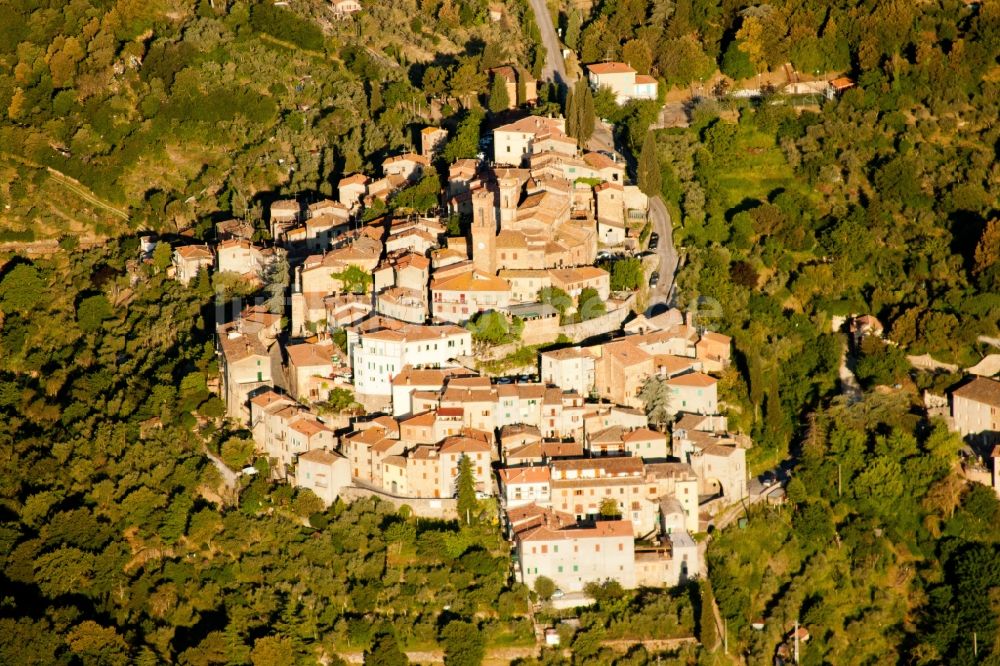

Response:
(584, 120), (679, 312)
(527, 0), (567, 85)
(647, 196), (678, 310)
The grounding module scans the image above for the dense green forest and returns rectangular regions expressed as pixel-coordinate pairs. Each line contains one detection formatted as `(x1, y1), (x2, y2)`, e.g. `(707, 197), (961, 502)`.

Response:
(708, 398), (1000, 665)
(1, 0), (999, 664)
(0, 243), (528, 663)
(0, 0), (541, 240)
(553, 0), (999, 662)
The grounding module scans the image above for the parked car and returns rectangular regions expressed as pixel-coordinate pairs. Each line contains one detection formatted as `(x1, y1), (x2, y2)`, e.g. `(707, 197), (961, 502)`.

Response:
(552, 589), (565, 599)
(649, 271), (660, 287)
(648, 237), (659, 250)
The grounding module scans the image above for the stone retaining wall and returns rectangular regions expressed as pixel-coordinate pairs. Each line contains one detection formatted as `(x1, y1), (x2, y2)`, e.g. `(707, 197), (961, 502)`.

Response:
(340, 484), (458, 519)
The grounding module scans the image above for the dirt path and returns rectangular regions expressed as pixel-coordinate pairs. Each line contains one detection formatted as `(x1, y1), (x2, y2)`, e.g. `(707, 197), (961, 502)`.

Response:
(0, 151), (130, 222)
(337, 646), (540, 664)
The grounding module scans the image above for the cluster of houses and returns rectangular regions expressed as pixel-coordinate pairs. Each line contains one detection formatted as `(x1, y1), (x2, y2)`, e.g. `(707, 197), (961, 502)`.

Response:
(164, 87), (759, 598)
(210, 282), (745, 594)
(844, 313), (1000, 497)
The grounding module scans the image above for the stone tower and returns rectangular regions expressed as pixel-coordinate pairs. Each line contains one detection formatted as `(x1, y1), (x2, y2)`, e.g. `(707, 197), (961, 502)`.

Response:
(497, 172), (520, 226)
(471, 187), (497, 275)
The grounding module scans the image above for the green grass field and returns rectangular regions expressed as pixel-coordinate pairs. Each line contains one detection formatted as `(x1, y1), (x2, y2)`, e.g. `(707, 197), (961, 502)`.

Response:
(714, 126), (811, 210)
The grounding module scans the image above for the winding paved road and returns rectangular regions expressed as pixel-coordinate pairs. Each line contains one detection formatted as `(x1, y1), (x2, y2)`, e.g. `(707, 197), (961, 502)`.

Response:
(647, 196), (678, 309)
(527, 0), (567, 85)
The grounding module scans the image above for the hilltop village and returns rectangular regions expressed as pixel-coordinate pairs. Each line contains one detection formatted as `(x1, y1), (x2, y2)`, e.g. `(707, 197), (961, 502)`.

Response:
(159, 66), (754, 597)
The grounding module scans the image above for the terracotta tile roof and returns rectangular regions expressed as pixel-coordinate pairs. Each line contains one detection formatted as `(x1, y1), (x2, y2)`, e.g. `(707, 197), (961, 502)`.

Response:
(587, 62), (636, 75)
(700, 331), (732, 345)
(383, 455), (407, 468)
(508, 441), (583, 460)
(495, 115), (566, 135)
(439, 435), (491, 454)
(346, 427), (392, 446)
(623, 427), (663, 443)
(431, 269), (512, 293)
(654, 354), (698, 376)
(499, 466), (550, 484)
(490, 65), (517, 82)
(383, 152), (430, 166)
(517, 519), (634, 542)
(286, 343), (333, 368)
(401, 411), (436, 427)
(542, 346), (595, 361)
(602, 340), (652, 367)
(635, 74), (657, 84)
(515, 384), (547, 400)
(548, 266), (609, 285)
(448, 376), (493, 389)
(391, 366), (469, 387)
(363, 323), (469, 343)
(672, 413), (718, 432)
(645, 461), (697, 480)
(701, 443), (741, 458)
(217, 326), (270, 363)
(953, 376), (1000, 407)
(298, 448), (345, 465)
(250, 390), (289, 408)
(371, 415), (400, 434)
(217, 238), (254, 251)
(666, 372), (716, 388)
(507, 503), (575, 532)
(550, 456), (644, 475)
(589, 425), (624, 444)
(500, 424), (542, 439)
(338, 173), (369, 187)
(583, 152), (619, 170)
(289, 416), (331, 437)
(175, 245), (213, 260)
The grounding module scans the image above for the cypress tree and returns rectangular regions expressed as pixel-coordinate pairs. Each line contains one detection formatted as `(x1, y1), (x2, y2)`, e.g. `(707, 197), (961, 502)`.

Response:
(638, 130), (662, 196)
(565, 86), (577, 141)
(699, 579), (719, 651)
(579, 79), (595, 145)
(565, 9), (582, 50)
(488, 73), (510, 113)
(567, 78), (595, 146)
(456, 454), (479, 524)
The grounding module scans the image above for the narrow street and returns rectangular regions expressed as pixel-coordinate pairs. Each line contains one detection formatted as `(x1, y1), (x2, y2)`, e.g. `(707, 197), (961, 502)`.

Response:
(586, 120), (680, 312)
(647, 196), (678, 309)
(527, 0), (567, 85)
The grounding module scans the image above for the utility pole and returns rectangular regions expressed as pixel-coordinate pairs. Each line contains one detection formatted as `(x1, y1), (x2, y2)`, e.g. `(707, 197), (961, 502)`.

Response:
(974, 631), (978, 658)
(724, 618), (728, 655)
(837, 463), (842, 498)
(794, 620), (800, 664)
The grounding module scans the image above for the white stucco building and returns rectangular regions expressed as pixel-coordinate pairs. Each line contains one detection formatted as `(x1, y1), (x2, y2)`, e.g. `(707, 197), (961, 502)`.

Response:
(349, 324), (472, 397)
